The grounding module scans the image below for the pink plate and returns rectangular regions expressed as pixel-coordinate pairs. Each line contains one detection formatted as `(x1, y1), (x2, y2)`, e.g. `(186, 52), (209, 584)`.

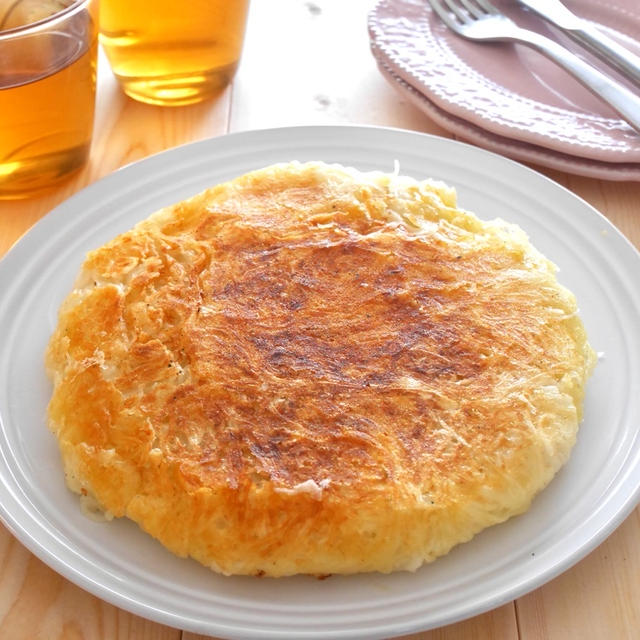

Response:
(373, 48), (640, 180)
(369, 0), (640, 164)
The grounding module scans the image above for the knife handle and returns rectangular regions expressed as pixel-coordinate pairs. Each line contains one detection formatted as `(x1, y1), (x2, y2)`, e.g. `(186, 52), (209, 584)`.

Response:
(569, 23), (640, 89)
(518, 0), (640, 89)
(516, 27), (640, 134)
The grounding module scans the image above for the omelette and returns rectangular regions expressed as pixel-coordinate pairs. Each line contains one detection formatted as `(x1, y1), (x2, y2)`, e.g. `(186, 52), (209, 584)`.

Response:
(45, 162), (595, 576)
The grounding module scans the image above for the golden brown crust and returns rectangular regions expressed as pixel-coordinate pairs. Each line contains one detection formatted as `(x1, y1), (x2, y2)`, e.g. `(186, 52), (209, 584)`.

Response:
(46, 162), (595, 576)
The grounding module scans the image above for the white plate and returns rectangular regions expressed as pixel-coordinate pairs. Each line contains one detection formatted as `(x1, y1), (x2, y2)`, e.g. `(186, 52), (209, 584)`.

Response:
(0, 126), (639, 639)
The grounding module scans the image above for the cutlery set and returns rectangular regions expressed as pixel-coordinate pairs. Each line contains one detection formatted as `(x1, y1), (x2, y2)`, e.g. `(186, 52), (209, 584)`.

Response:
(428, 0), (640, 134)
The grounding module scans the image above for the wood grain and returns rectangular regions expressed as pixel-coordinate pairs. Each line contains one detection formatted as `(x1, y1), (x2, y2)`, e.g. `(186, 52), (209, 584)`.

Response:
(0, 0), (638, 638)
(517, 509), (640, 640)
(0, 527), (180, 640)
(230, 0), (451, 135)
(181, 602), (519, 640)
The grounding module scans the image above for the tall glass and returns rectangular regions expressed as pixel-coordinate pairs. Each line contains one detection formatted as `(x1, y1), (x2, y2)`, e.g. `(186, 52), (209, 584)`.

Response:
(100, 0), (250, 106)
(0, 0), (98, 199)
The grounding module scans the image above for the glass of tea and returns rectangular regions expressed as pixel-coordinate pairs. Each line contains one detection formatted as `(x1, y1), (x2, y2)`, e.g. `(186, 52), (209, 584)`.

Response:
(99, 0), (250, 106)
(0, 0), (98, 199)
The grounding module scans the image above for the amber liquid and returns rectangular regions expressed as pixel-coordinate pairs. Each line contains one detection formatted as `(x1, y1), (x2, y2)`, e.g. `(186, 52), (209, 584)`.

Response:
(100, 0), (250, 106)
(0, 19), (97, 198)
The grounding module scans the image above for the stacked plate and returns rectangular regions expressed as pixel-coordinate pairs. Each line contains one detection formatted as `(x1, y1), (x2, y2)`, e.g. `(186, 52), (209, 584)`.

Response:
(369, 0), (640, 180)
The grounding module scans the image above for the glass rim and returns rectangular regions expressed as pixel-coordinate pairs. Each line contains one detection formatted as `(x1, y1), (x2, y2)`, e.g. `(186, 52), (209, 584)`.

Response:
(0, 0), (90, 40)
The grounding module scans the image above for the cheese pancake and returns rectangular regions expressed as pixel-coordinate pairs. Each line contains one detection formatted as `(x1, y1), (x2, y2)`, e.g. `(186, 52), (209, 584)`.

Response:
(45, 162), (596, 576)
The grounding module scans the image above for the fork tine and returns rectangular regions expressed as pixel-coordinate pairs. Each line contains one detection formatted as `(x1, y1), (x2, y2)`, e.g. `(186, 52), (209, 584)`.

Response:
(441, 0), (472, 24)
(427, 0), (462, 30)
(458, 0), (484, 19)
(472, 0), (499, 15)
(444, 0), (475, 23)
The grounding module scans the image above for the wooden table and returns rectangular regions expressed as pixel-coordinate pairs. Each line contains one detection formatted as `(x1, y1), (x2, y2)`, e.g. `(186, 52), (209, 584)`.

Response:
(1, 1), (638, 638)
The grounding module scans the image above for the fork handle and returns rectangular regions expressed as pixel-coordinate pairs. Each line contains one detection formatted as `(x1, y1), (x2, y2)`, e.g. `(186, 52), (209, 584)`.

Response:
(512, 28), (640, 134)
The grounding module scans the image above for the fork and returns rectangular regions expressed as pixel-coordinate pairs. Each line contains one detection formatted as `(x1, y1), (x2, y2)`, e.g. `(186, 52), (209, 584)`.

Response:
(428, 0), (640, 134)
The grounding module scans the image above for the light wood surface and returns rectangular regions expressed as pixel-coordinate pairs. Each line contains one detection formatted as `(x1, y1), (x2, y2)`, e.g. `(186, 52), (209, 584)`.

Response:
(1, 1), (638, 638)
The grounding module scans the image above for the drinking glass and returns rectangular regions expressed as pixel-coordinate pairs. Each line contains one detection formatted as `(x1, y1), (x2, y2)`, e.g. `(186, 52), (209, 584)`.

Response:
(0, 0), (98, 199)
(100, 0), (250, 106)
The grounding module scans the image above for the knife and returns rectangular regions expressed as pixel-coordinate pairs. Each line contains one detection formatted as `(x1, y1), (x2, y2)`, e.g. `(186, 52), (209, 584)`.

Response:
(517, 0), (640, 88)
